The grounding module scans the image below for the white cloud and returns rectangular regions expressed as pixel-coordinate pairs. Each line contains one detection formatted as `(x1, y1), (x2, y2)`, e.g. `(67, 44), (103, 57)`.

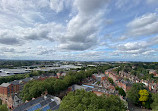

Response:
(112, 36), (158, 56)
(58, 0), (109, 51)
(115, 0), (140, 10)
(127, 13), (157, 28)
(49, 0), (72, 13)
(0, 47), (15, 52)
(49, 0), (64, 13)
(0, 0), (157, 61)
(146, 0), (158, 4)
(127, 13), (158, 36)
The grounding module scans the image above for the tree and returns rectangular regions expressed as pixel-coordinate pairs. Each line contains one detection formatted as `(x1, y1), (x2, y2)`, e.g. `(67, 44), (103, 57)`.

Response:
(115, 87), (126, 97)
(59, 90), (127, 111)
(151, 93), (158, 111)
(139, 89), (149, 105)
(127, 83), (145, 105)
(0, 99), (2, 105)
(108, 77), (114, 84)
(0, 104), (8, 111)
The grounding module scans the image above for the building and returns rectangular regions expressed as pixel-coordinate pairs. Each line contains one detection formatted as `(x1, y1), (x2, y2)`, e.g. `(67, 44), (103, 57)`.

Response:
(13, 95), (61, 111)
(1, 68), (30, 75)
(0, 83), (22, 109)
(92, 74), (107, 82)
(0, 74), (57, 109)
(149, 69), (157, 75)
(68, 84), (93, 92)
(116, 80), (132, 92)
(108, 72), (121, 82)
(0, 83), (19, 96)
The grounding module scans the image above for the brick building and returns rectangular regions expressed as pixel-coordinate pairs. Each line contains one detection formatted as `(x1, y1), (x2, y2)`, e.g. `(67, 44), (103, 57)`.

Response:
(0, 76), (52, 109)
(0, 83), (20, 96)
(116, 80), (132, 92)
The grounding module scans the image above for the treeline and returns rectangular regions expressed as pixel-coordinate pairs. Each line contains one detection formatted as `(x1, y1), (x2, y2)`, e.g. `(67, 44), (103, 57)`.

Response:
(59, 89), (127, 111)
(0, 71), (44, 84)
(0, 60), (42, 68)
(21, 69), (97, 101)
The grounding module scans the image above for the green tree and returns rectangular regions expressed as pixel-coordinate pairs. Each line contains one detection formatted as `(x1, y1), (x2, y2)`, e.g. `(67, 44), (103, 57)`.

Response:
(59, 90), (126, 111)
(115, 87), (126, 97)
(151, 93), (158, 111)
(127, 83), (145, 105)
(0, 99), (2, 105)
(108, 77), (114, 84)
(0, 104), (8, 111)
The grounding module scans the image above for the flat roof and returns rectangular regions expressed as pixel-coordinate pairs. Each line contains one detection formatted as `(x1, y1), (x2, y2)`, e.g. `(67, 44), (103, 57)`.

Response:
(1, 68), (30, 74)
(0, 83), (11, 87)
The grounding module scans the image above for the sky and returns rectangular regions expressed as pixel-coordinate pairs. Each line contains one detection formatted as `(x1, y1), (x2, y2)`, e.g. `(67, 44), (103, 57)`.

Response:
(0, 0), (158, 61)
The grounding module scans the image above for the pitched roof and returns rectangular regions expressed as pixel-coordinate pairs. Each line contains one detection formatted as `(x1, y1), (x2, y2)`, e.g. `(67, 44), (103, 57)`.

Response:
(13, 95), (60, 111)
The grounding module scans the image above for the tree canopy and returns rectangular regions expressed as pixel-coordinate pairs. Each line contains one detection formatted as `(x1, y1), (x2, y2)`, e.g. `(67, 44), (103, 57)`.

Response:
(151, 93), (158, 111)
(0, 104), (8, 111)
(127, 83), (152, 109)
(139, 89), (149, 103)
(115, 86), (126, 97)
(22, 69), (98, 101)
(127, 83), (145, 105)
(59, 90), (127, 111)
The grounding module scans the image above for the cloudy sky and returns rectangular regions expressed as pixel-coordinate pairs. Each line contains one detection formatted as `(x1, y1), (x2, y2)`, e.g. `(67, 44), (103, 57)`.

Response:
(0, 0), (158, 61)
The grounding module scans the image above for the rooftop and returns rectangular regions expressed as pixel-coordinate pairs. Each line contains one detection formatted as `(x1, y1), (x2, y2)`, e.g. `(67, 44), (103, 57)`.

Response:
(0, 83), (11, 87)
(13, 95), (60, 111)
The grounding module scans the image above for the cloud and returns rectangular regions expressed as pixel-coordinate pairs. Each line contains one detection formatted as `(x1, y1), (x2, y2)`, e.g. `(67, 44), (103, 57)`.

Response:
(37, 49), (55, 55)
(115, 0), (129, 9)
(127, 13), (158, 36)
(0, 37), (20, 45)
(49, 0), (64, 13)
(0, 47), (15, 52)
(36, 46), (55, 55)
(58, 0), (109, 51)
(112, 36), (158, 56)
(0, 0), (110, 51)
(74, 0), (109, 15)
(146, 0), (158, 4)
(0, 0), (157, 61)
(115, 0), (140, 10)
(49, 0), (72, 13)
(24, 22), (65, 42)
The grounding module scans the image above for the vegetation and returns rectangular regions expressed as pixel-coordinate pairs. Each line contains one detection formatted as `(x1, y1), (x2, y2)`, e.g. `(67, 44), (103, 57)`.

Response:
(21, 64), (113, 101)
(151, 93), (158, 111)
(108, 77), (114, 85)
(21, 69), (98, 101)
(127, 83), (146, 105)
(0, 60), (41, 68)
(0, 104), (8, 111)
(0, 99), (2, 105)
(114, 62), (158, 82)
(115, 86), (126, 97)
(59, 90), (127, 111)
(0, 70), (44, 84)
(127, 83), (153, 109)
(139, 89), (149, 105)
